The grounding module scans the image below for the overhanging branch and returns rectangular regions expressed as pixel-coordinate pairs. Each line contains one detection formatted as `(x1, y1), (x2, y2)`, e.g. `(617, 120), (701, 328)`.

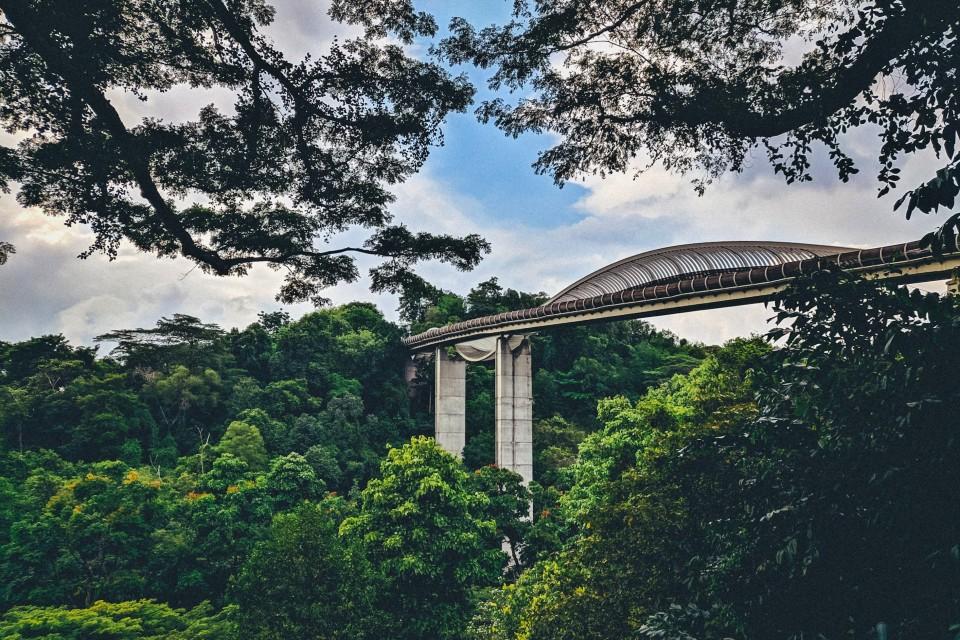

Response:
(0, 0), (236, 273)
(0, 1), (406, 276)
(648, 2), (957, 139)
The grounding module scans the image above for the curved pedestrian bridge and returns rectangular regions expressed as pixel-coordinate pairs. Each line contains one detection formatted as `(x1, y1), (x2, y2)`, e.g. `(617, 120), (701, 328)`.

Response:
(406, 236), (960, 490)
(404, 238), (960, 352)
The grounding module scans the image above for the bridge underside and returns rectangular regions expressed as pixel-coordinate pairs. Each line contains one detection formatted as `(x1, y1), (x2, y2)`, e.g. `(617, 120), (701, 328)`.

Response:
(408, 237), (960, 488)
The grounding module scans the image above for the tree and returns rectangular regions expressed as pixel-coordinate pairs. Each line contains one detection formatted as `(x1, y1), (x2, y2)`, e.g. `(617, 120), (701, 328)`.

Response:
(229, 408), (288, 456)
(230, 500), (374, 640)
(471, 338), (768, 639)
(263, 453), (325, 511)
(96, 315), (227, 372)
(270, 302), (410, 413)
(181, 456), (274, 605)
(143, 365), (223, 453)
(66, 375), (156, 461)
(340, 436), (504, 640)
(0, 385), (31, 454)
(0, 475), (24, 545)
(0, 363), (156, 462)
(474, 275), (960, 639)
(216, 421), (267, 471)
(0, 462), (170, 608)
(0, 0), (487, 304)
(467, 465), (532, 570)
(257, 379), (320, 419)
(441, 1), (960, 219)
(465, 277), (548, 319)
(0, 335), (96, 384)
(730, 272), (960, 639)
(0, 599), (237, 640)
(531, 416), (585, 488)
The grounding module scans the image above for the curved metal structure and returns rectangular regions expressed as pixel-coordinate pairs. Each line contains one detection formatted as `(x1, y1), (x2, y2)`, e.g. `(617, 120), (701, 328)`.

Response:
(404, 237), (960, 352)
(549, 241), (855, 304)
(417, 236), (960, 491)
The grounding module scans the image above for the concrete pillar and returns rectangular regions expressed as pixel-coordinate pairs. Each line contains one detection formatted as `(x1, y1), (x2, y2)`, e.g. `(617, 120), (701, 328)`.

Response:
(403, 357), (419, 399)
(434, 347), (466, 456)
(495, 336), (533, 486)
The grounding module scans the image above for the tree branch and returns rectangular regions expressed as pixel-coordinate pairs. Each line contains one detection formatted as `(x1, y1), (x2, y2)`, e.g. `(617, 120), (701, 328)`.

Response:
(1, 1), (392, 275)
(216, 245), (416, 267)
(0, 0), (235, 273)
(1, 1), (484, 297)
(547, 2), (649, 53)
(202, 0), (358, 130)
(651, 2), (958, 139)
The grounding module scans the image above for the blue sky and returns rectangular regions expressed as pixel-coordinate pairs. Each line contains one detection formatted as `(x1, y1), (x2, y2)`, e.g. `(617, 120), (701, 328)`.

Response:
(0, 0), (948, 347)
(415, 0), (588, 230)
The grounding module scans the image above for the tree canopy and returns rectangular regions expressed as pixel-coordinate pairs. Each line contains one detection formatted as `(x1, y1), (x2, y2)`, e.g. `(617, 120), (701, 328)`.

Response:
(2, 274), (960, 638)
(341, 436), (504, 640)
(0, 599), (237, 640)
(440, 0), (960, 220)
(0, 0), (487, 304)
(474, 274), (960, 639)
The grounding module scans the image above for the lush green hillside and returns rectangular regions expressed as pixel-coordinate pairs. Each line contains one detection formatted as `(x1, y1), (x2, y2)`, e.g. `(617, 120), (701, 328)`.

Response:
(474, 275), (960, 640)
(0, 279), (704, 637)
(1, 275), (959, 639)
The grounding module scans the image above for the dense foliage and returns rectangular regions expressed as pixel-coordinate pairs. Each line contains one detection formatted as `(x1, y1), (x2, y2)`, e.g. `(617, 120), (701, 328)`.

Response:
(473, 273), (960, 639)
(0, 280), (704, 637)
(0, 600), (237, 639)
(3, 274), (959, 638)
(0, 304), (418, 486)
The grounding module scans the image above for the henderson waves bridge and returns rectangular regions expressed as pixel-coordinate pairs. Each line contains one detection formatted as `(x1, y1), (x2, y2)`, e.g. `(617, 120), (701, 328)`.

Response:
(403, 237), (960, 487)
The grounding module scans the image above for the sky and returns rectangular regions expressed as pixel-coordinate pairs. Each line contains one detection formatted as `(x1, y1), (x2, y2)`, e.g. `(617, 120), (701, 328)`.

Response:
(0, 1), (949, 348)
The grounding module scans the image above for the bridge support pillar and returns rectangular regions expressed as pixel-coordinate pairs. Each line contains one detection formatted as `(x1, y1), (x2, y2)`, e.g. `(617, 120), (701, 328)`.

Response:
(495, 336), (533, 489)
(434, 348), (466, 457)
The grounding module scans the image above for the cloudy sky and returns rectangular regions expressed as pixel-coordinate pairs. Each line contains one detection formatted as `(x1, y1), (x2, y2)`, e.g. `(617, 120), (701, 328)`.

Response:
(0, 0), (948, 348)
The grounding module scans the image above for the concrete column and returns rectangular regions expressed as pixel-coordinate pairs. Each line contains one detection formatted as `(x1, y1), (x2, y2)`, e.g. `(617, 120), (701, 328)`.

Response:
(495, 336), (533, 486)
(403, 357), (419, 399)
(434, 347), (466, 456)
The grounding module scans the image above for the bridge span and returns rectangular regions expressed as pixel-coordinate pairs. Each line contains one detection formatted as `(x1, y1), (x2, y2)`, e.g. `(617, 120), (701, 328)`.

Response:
(405, 237), (960, 488)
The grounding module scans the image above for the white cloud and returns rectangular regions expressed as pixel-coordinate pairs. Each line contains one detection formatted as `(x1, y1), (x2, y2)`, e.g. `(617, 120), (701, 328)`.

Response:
(647, 305), (774, 346)
(0, 198), (300, 344)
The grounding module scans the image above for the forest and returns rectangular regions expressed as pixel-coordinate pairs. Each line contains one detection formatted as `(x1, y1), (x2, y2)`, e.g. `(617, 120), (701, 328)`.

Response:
(1, 273), (959, 639)
(2, 0), (960, 637)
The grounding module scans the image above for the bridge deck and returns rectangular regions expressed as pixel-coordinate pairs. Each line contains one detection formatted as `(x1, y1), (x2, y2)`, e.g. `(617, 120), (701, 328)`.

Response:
(403, 238), (960, 352)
